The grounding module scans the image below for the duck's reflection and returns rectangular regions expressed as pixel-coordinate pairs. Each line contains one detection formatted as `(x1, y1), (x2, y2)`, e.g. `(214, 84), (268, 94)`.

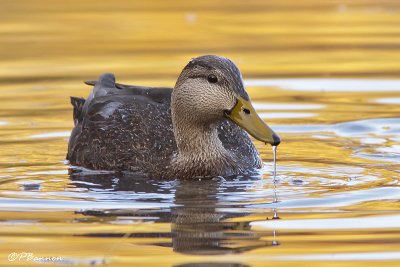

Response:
(70, 170), (279, 256)
(171, 178), (279, 255)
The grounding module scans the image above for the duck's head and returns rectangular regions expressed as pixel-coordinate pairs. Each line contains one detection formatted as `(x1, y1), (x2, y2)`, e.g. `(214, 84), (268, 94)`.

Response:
(172, 55), (280, 146)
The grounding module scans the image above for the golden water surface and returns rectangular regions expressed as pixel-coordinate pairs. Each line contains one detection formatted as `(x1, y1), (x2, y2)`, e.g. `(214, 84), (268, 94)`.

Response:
(0, 0), (400, 266)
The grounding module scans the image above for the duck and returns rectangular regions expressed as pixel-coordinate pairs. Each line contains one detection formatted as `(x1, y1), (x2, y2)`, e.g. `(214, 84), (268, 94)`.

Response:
(67, 55), (280, 179)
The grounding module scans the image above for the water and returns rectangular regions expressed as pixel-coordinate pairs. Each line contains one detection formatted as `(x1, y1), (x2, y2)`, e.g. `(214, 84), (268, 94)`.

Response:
(272, 146), (278, 182)
(272, 146), (278, 203)
(1, 1), (400, 266)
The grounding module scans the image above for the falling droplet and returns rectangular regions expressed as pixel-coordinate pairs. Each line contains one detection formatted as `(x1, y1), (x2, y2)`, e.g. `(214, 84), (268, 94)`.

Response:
(271, 229), (279, 246)
(272, 145), (278, 203)
(272, 145), (277, 182)
(272, 208), (280, 219)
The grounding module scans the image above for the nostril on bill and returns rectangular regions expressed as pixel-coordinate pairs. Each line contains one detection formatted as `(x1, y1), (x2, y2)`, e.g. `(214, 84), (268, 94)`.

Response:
(242, 108), (251, 115)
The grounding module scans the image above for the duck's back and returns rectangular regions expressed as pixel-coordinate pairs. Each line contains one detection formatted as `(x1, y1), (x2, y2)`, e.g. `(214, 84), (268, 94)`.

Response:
(67, 74), (176, 174)
(67, 73), (261, 177)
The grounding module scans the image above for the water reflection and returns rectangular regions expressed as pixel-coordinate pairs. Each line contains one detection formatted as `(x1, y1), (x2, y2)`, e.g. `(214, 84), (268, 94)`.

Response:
(245, 78), (400, 92)
(1, 0), (400, 265)
(70, 171), (280, 256)
(374, 97), (400, 104)
(171, 178), (279, 255)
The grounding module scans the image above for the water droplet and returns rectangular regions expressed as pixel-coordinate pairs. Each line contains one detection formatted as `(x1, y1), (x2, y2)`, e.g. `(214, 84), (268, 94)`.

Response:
(272, 145), (278, 203)
(272, 208), (280, 219)
(272, 145), (277, 181)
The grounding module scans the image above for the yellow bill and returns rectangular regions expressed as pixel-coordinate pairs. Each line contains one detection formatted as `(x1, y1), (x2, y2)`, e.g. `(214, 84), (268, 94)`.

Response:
(226, 96), (281, 146)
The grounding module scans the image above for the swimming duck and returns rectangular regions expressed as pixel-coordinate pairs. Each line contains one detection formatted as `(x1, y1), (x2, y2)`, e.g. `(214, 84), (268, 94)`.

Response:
(67, 55), (280, 179)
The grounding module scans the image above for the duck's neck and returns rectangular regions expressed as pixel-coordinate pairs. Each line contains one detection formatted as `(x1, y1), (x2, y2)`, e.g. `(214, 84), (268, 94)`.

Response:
(174, 122), (224, 157)
(170, 114), (238, 178)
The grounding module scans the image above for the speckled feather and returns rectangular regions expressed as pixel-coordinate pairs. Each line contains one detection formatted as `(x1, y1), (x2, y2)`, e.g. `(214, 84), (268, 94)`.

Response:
(67, 56), (262, 179)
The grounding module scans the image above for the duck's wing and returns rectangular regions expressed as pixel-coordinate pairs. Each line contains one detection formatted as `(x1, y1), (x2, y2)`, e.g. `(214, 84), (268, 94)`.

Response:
(67, 73), (176, 174)
(67, 73), (261, 175)
(217, 120), (262, 170)
(84, 78), (172, 104)
(70, 96), (85, 126)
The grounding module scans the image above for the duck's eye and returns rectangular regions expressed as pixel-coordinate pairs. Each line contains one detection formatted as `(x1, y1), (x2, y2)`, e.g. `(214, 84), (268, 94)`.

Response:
(242, 108), (251, 115)
(207, 74), (218, 83)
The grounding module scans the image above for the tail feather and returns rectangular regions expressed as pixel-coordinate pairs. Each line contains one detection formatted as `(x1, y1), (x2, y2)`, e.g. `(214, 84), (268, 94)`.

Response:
(84, 80), (96, 86)
(70, 96), (86, 126)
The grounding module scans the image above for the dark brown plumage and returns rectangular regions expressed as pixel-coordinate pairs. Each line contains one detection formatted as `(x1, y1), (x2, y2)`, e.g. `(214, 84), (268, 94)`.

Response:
(67, 55), (279, 179)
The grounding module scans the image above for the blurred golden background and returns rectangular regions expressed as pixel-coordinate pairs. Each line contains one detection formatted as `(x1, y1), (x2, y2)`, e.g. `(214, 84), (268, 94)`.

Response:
(2, 0), (400, 88)
(0, 1), (400, 267)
